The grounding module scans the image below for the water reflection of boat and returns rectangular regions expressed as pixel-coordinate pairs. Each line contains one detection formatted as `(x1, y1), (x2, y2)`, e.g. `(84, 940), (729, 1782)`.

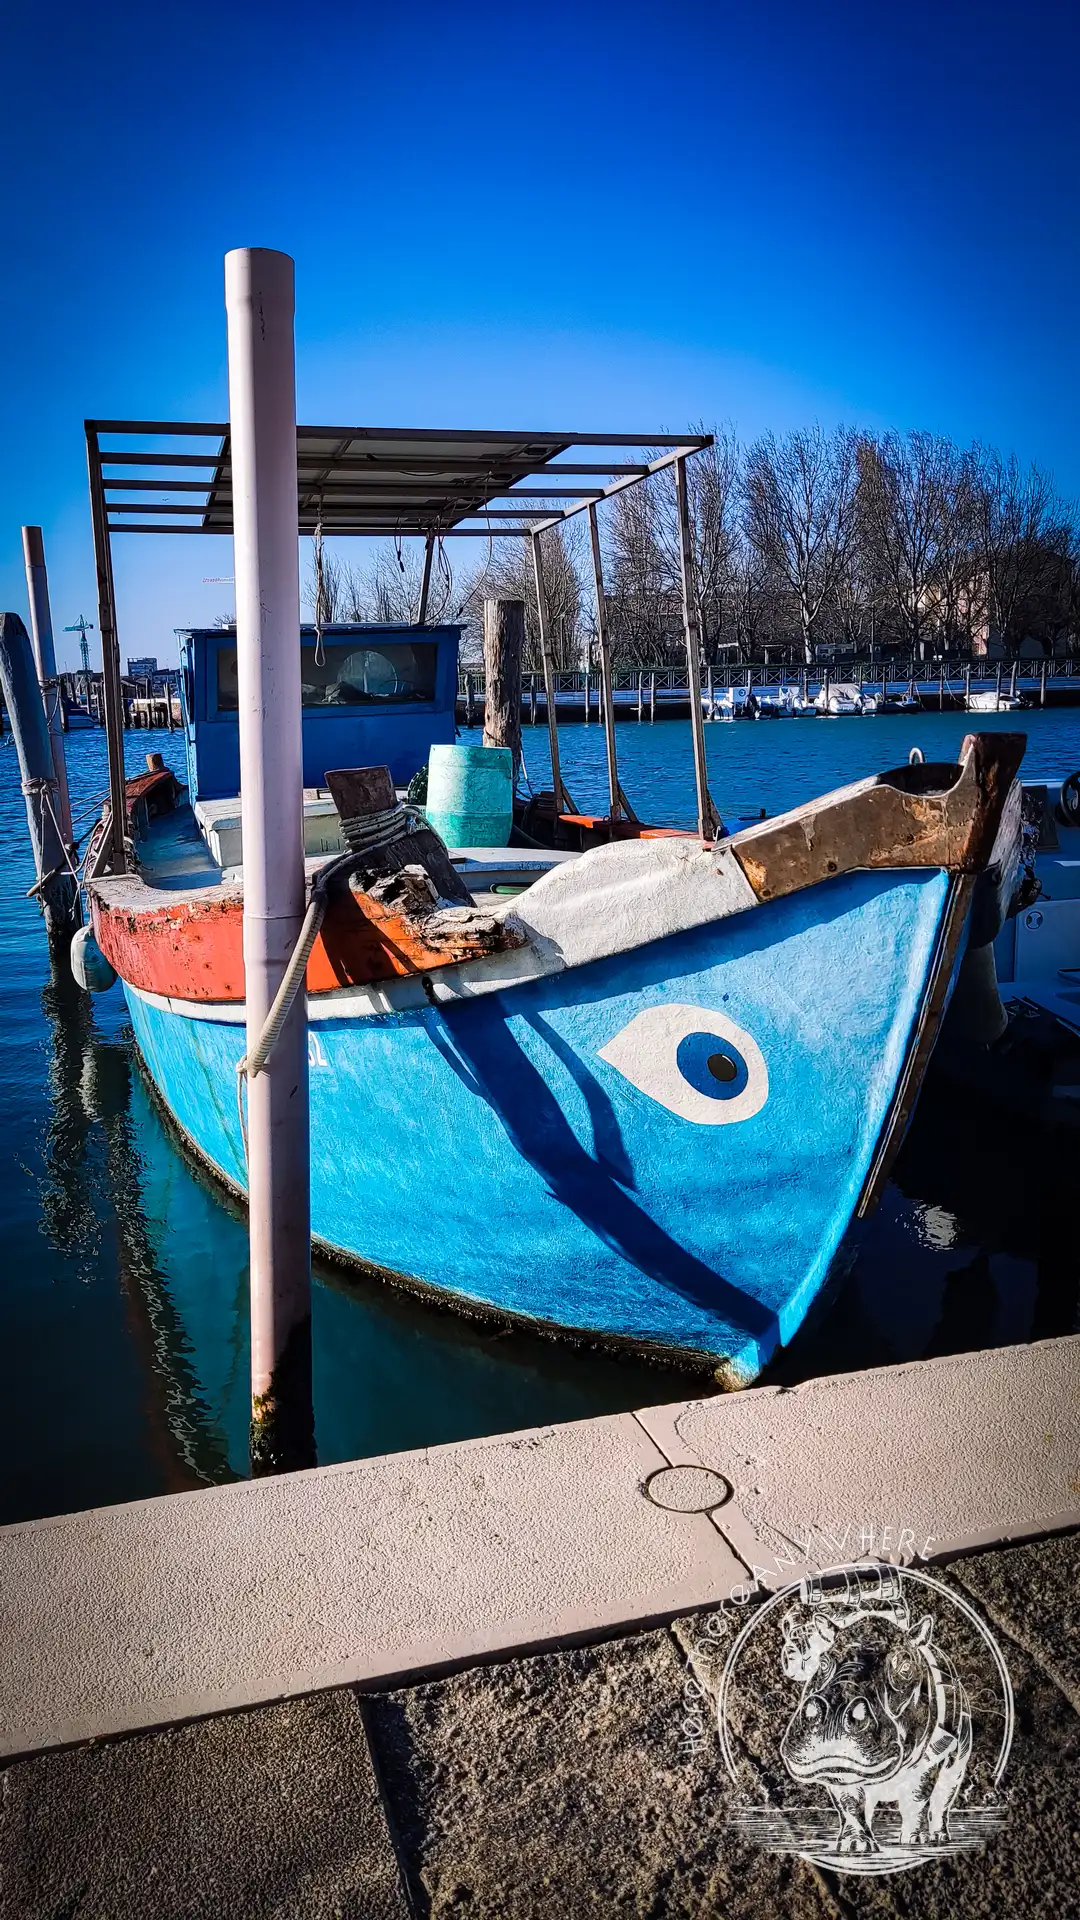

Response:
(86, 655), (1025, 1381)
(40, 957), (233, 1491)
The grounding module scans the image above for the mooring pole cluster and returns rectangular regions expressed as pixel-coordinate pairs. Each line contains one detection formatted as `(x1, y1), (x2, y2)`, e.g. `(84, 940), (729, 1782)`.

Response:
(224, 247), (315, 1475)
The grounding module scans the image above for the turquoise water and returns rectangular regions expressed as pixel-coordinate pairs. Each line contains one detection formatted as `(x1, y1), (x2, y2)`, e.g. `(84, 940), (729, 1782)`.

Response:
(2, 712), (1078, 1524)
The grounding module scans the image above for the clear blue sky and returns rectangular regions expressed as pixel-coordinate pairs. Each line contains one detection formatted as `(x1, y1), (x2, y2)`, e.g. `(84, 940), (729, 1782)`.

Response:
(2, 0), (1077, 668)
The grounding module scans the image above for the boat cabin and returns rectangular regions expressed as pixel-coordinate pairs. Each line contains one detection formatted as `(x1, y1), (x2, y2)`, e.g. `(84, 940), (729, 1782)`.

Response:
(179, 621), (460, 803)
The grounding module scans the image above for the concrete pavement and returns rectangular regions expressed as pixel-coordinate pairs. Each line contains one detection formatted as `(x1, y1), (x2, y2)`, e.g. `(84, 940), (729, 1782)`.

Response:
(1, 1335), (1076, 1761)
(1, 1335), (1078, 1915)
(2, 1528), (1077, 1917)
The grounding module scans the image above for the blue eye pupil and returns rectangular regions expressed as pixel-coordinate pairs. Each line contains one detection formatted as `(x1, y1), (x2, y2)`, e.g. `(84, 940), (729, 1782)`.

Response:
(676, 1030), (750, 1100)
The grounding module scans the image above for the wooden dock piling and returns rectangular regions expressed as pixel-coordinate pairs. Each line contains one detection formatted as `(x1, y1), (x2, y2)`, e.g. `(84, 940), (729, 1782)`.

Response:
(482, 598), (524, 780)
(0, 613), (79, 946)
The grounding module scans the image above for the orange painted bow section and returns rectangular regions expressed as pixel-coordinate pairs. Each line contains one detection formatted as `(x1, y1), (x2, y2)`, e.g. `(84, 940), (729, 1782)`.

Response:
(91, 884), (506, 1003)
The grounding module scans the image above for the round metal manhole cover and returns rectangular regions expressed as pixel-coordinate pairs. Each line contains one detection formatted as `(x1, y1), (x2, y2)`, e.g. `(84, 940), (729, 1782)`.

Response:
(643, 1465), (732, 1513)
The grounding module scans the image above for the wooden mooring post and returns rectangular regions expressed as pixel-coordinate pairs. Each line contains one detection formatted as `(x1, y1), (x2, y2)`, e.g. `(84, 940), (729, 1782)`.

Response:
(637, 670), (643, 722)
(1041, 657), (1048, 707)
(649, 671), (656, 722)
(482, 599), (524, 781)
(0, 612), (80, 946)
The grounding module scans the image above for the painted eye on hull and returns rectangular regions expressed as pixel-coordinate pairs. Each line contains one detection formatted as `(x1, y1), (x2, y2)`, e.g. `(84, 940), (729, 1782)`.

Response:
(596, 1003), (768, 1126)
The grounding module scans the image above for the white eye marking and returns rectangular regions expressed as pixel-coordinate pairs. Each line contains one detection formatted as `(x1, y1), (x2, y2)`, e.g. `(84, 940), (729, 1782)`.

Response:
(596, 1003), (768, 1126)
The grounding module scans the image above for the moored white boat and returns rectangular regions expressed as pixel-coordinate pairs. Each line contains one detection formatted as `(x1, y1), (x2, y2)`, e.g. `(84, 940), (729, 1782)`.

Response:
(814, 682), (862, 715)
(968, 688), (1028, 713)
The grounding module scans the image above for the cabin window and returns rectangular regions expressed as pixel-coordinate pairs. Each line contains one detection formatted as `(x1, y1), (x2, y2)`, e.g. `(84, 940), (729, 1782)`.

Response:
(215, 641), (438, 710)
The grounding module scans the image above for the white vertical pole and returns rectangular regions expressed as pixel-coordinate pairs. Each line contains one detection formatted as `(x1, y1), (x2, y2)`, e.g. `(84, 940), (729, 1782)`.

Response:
(224, 247), (314, 1475)
(22, 527), (73, 845)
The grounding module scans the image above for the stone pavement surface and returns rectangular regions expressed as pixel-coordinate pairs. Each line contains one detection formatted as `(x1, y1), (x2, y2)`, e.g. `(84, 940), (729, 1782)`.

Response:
(5, 1337), (1076, 1762)
(3, 1528), (1077, 1920)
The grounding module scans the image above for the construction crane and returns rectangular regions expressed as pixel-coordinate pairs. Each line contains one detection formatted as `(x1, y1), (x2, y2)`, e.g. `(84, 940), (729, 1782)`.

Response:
(64, 616), (94, 674)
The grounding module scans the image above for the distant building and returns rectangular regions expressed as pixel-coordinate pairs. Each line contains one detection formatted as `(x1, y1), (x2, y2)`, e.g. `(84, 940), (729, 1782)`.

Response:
(127, 655), (158, 679)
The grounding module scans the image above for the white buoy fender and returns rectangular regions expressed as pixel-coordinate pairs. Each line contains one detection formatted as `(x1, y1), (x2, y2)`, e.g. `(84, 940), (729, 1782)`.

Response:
(70, 923), (117, 993)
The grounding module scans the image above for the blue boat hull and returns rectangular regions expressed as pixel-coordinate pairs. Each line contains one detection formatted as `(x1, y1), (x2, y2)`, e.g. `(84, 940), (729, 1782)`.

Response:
(126, 865), (954, 1381)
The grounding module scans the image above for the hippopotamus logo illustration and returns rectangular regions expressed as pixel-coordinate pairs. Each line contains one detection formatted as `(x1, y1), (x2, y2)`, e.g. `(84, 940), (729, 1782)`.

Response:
(779, 1594), (972, 1856)
(714, 1560), (1013, 1874)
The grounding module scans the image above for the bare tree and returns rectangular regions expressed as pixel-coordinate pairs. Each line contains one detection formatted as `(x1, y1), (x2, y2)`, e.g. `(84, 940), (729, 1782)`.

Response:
(464, 515), (586, 671)
(857, 431), (955, 658)
(931, 443), (982, 653)
(973, 448), (1060, 648)
(605, 480), (677, 665)
(305, 536), (481, 632)
(743, 426), (859, 664)
(667, 428), (742, 663)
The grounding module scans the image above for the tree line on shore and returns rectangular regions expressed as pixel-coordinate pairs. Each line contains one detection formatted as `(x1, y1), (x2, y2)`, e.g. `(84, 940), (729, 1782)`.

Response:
(307, 425), (1080, 672)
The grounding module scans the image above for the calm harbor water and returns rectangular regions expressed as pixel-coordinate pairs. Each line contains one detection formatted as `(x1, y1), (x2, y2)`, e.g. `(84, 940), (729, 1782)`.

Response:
(2, 709), (1079, 1524)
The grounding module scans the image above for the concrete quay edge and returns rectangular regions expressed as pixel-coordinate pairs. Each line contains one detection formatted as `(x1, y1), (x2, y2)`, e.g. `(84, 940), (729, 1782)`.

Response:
(1, 1334), (1077, 1762)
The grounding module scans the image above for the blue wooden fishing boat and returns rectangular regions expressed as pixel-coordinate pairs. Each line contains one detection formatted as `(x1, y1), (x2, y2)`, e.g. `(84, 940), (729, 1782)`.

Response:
(85, 634), (1023, 1379)
(74, 416), (1024, 1382)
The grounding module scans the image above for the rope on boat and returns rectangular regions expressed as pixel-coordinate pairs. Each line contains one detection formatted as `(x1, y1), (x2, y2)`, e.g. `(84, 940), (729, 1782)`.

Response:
(235, 802), (422, 1165)
(337, 801), (422, 852)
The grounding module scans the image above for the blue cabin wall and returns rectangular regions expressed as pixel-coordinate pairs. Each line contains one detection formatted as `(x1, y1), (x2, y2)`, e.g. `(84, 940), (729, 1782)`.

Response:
(179, 623), (461, 802)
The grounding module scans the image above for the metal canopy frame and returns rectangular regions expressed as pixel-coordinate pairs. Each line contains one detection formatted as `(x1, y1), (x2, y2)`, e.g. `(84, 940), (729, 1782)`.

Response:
(84, 418), (717, 867)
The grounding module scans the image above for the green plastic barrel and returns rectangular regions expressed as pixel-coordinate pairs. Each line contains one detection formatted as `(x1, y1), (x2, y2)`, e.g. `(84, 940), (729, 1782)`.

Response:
(425, 743), (514, 848)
